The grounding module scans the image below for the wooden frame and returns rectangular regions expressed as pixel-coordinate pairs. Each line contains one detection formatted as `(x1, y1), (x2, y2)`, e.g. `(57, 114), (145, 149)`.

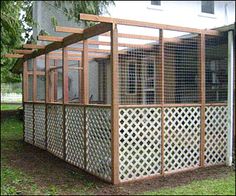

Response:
(8, 14), (229, 185)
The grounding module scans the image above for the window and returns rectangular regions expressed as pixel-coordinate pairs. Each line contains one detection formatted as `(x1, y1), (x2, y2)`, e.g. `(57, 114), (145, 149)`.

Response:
(127, 62), (136, 94)
(201, 1), (214, 14)
(151, 1), (161, 6)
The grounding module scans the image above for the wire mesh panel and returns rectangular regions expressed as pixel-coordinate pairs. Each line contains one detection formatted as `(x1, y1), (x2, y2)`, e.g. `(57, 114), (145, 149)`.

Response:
(47, 104), (64, 158)
(164, 31), (200, 103)
(86, 107), (112, 181)
(34, 104), (46, 149)
(24, 103), (34, 144)
(65, 105), (85, 169)
(204, 106), (227, 165)
(205, 34), (228, 103)
(164, 106), (201, 172)
(119, 107), (162, 182)
(117, 25), (161, 105)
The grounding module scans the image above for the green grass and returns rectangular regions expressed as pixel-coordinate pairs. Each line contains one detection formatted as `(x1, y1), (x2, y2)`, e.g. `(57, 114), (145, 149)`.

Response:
(143, 173), (235, 195)
(1, 104), (22, 111)
(1, 117), (235, 195)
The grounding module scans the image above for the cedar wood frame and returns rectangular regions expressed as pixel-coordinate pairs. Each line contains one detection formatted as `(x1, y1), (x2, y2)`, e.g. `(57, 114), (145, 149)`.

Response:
(6, 14), (227, 185)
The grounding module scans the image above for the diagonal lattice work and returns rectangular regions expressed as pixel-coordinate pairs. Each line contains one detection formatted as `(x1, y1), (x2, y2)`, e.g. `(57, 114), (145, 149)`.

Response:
(24, 103), (34, 144)
(65, 106), (85, 169)
(119, 107), (162, 182)
(47, 104), (64, 158)
(204, 106), (228, 166)
(34, 104), (46, 149)
(86, 107), (112, 182)
(164, 107), (201, 172)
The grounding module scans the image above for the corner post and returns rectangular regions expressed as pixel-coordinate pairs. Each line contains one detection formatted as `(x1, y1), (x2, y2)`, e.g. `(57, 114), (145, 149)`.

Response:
(111, 23), (119, 184)
(226, 30), (234, 166)
(200, 33), (206, 167)
(159, 29), (165, 175)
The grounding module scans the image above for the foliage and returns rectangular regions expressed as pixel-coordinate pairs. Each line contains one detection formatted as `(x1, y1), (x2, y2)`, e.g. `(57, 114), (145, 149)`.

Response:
(54, 1), (114, 26)
(1, 1), (114, 83)
(1, 1), (34, 83)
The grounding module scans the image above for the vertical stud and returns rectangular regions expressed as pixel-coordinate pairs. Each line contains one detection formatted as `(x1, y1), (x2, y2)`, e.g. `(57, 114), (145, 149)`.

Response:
(159, 29), (165, 175)
(200, 33), (206, 167)
(111, 23), (119, 184)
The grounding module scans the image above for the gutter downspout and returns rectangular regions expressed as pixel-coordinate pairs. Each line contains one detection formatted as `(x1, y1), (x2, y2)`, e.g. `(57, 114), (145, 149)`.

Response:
(226, 30), (234, 166)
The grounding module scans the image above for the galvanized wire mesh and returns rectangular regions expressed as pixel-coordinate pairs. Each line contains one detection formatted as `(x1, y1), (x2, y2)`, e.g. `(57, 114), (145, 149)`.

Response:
(205, 34), (228, 103)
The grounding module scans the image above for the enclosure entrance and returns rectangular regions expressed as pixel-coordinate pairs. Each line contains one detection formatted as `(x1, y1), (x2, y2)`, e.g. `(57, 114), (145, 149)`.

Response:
(9, 14), (232, 184)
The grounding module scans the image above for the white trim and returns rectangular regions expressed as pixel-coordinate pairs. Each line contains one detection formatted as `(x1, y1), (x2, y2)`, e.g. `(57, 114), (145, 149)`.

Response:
(226, 30), (234, 166)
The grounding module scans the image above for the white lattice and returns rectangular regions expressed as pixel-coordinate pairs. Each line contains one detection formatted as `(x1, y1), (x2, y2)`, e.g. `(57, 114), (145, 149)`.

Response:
(119, 107), (162, 182)
(86, 107), (112, 181)
(65, 106), (85, 169)
(24, 103), (34, 144)
(164, 107), (201, 172)
(205, 106), (227, 165)
(34, 104), (46, 149)
(47, 104), (64, 158)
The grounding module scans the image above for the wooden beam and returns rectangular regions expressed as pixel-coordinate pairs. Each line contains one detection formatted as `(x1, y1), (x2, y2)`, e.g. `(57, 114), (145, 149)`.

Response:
(200, 33), (206, 167)
(80, 13), (219, 36)
(111, 23), (119, 185)
(4, 54), (24, 58)
(38, 35), (64, 42)
(159, 29), (165, 176)
(23, 44), (45, 49)
(56, 26), (84, 34)
(13, 49), (34, 54)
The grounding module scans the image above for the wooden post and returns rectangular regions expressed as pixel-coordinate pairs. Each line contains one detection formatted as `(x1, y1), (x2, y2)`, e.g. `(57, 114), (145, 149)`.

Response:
(159, 29), (165, 175)
(33, 58), (37, 102)
(82, 39), (89, 169)
(23, 61), (27, 142)
(200, 33), (206, 167)
(62, 47), (69, 160)
(111, 23), (119, 184)
(45, 54), (50, 149)
(54, 60), (58, 102)
(32, 58), (37, 145)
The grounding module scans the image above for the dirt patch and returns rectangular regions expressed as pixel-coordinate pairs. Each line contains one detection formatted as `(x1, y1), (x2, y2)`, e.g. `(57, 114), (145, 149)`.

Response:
(3, 140), (235, 195)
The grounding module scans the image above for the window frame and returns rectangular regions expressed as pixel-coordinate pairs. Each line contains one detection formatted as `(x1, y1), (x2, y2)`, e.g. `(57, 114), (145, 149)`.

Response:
(201, 1), (215, 15)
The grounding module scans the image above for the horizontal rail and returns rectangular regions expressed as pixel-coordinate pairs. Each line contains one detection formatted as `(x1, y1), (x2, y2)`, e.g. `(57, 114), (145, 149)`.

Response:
(80, 13), (219, 36)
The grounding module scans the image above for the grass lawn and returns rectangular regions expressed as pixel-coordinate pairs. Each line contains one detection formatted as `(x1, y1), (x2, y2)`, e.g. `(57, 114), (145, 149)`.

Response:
(143, 174), (235, 195)
(1, 104), (22, 111)
(1, 117), (235, 195)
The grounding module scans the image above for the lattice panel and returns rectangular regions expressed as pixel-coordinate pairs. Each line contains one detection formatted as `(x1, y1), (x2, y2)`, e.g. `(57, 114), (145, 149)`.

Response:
(65, 106), (84, 169)
(119, 107), (162, 182)
(164, 107), (201, 172)
(205, 106), (227, 165)
(34, 104), (46, 149)
(47, 104), (64, 158)
(86, 107), (112, 181)
(24, 103), (34, 144)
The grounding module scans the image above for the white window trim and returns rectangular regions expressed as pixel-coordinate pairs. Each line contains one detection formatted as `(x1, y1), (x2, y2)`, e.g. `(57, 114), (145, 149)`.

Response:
(198, 1), (216, 19)
(147, 1), (163, 11)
